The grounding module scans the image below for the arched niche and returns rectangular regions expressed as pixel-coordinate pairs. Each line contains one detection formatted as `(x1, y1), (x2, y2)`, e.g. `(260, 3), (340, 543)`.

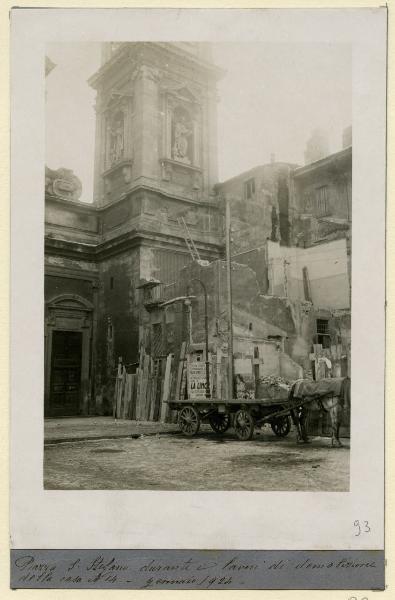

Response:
(164, 86), (202, 168)
(171, 105), (194, 165)
(102, 90), (134, 172)
(107, 110), (125, 167)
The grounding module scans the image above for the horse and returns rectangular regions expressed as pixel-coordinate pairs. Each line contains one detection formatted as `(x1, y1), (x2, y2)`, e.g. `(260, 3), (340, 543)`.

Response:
(288, 377), (350, 447)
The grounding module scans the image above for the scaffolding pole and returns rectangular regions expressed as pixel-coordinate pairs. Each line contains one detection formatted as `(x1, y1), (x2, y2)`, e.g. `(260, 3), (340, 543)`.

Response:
(225, 196), (234, 400)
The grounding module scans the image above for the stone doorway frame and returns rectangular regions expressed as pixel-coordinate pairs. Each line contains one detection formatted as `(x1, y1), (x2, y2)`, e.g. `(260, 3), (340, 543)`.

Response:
(44, 294), (93, 417)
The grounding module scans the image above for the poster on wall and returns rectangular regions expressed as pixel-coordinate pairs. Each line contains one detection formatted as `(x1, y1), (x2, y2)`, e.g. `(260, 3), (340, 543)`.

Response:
(187, 355), (213, 400)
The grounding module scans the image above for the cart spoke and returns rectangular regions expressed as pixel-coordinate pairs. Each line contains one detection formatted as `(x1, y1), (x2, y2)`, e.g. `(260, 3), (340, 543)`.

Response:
(209, 412), (230, 434)
(234, 408), (255, 441)
(271, 415), (291, 438)
(178, 405), (200, 437)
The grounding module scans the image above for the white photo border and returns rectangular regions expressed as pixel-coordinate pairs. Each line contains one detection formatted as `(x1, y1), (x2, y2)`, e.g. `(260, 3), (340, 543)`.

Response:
(10, 7), (386, 551)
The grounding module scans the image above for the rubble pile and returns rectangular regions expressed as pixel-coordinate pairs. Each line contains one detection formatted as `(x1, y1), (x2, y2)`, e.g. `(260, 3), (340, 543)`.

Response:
(256, 375), (290, 400)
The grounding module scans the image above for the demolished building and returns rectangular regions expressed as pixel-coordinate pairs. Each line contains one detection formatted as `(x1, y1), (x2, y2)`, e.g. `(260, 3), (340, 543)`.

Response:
(44, 42), (351, 422)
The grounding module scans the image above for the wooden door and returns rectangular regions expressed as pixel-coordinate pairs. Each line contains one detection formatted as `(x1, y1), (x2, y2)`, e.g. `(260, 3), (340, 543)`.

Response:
(49, 331), (82, 416)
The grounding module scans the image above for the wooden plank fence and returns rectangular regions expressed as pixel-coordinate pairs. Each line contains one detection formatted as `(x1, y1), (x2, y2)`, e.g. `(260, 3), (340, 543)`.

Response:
(113, 352), (176, 423)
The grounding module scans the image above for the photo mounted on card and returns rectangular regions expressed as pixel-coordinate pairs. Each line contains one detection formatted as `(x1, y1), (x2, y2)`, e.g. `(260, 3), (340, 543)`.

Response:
(10, 7), (386, 591)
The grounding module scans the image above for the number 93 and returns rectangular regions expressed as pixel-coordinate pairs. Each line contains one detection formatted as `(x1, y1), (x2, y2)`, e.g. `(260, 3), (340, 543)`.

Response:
(354, 520), (371, 536)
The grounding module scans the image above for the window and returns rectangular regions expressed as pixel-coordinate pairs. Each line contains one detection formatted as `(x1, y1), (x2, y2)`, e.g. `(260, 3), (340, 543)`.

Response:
(152, 323), (163, 357)
(195, 350), (204, 362)
(315, 319), (330, 348)
(315, 186), (329, 217)
(244, 178), (256, 200)
(316, 319), (329, 334)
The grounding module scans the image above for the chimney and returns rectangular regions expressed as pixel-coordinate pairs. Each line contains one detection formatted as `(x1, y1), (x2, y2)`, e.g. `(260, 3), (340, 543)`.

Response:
(304, 129), (329, 164)
(270, 153), (276, 164)
(342, 125), (352, 149)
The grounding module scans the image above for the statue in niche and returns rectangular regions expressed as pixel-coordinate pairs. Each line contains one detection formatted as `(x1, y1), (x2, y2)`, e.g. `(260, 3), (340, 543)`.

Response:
(172, 114), (192, 164)
(109, 112), (124, 165)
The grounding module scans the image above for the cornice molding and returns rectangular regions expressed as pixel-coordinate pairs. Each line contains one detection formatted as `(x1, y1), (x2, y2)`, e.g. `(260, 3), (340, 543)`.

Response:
(89, 42), (224, 90)
(45, 227), (223, 263)
(45, 264), (99, 282)
(46, 183), (221, 215)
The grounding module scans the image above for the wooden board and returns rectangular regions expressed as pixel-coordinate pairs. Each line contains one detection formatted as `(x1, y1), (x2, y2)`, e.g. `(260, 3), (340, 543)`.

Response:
(220, 355), (228, 402)
(148, 377), (157, 421)
(117, 366), (125, 418)
(154, 379), (162, 421)
(130, 374), (137, 420)
(175, 342), (187, 402)
(142, 353), (149, 420)
(160, 354), (172, 423)
(123, 373), (132, 419)
(135, 344), (144, 420)
(166, 396), (289, 406)
(216, 347), (222, 401)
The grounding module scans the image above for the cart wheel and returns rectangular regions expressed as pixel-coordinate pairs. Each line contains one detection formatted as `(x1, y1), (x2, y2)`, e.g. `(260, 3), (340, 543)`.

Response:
(234, 409), (255, 441)
(178, 405), (200, 437)
(208, 412), (231, 434)
(271, 415), (291, 437)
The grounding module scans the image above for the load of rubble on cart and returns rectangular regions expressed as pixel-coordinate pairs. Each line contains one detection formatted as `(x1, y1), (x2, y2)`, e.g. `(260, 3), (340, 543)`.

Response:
(167, 345), (350, 445)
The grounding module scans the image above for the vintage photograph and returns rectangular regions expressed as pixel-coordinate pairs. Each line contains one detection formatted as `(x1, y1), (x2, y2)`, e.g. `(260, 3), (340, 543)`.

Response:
(10, 7), (387, 590)
(44, 41), (352, 491)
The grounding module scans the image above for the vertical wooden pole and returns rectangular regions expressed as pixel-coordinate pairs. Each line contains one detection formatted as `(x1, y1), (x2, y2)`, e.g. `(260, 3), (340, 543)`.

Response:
(216, 345), (222, 401)
(225, 196), (234, 400)
(160, 354), (172, 422)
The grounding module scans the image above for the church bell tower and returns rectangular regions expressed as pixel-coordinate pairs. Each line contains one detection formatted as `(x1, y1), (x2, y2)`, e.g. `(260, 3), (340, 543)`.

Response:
(89, 42), (222, 209)
(87, 43), (224, 372)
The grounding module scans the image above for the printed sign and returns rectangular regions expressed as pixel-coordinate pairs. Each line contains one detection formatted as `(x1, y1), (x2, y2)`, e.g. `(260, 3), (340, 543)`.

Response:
(188, 360), (212, 400)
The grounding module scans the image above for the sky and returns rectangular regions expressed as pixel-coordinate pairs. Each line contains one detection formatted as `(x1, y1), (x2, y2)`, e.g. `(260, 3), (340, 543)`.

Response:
(46, 42), (351, 203)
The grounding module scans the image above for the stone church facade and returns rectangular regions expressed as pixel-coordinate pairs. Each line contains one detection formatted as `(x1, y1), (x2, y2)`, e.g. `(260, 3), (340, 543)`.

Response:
(45, 43), (223, 416)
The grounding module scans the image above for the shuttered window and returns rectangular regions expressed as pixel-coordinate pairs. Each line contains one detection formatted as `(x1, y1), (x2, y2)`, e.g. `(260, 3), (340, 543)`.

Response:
(315, 186), (329, 217)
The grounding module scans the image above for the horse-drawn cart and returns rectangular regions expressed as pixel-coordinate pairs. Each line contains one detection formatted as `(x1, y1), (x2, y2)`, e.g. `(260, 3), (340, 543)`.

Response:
(167, 376), (350, 444)
(167, 394), (313, 441)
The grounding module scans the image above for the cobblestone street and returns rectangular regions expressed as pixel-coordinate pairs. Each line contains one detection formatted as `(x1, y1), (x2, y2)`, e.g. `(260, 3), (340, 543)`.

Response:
(44, 426), (349, 491)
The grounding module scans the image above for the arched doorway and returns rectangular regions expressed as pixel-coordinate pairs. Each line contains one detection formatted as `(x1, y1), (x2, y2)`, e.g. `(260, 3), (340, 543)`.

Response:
(45, 294), (93, 417)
